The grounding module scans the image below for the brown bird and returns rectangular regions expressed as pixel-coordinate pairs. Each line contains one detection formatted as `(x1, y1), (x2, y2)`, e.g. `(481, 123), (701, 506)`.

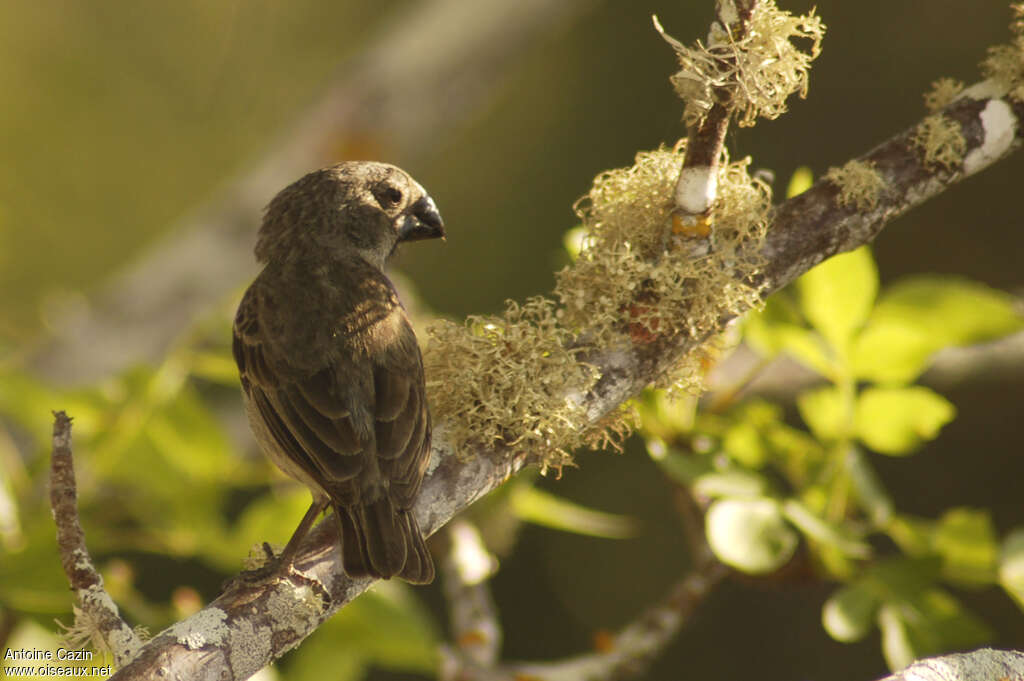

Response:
(232, 161), (444, 583)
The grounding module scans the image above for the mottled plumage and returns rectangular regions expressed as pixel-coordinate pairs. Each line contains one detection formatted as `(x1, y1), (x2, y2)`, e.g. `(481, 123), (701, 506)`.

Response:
(233, 161), (443, 583)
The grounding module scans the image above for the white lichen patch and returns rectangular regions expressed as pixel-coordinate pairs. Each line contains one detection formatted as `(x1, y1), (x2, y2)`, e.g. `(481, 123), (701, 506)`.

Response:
(964, 98), (1018, 175)
(170, 608), (229, 649)
(227, 619), (273, 680)
(824, 160), (887, 210)
(265, 583), (326, 633)
(912, 115), (967, 170)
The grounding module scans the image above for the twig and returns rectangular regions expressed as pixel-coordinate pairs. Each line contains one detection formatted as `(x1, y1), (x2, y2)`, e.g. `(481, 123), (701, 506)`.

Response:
(672, 0), (759, 232)
(439, 521), (501, 679)
(49, 411), (143, 667)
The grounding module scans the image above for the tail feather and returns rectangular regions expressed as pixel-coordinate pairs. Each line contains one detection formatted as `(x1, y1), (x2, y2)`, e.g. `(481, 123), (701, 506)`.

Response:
(336, 506), (372, 579)
(398, 512), (434, 584)
(335, 498), (433, 583)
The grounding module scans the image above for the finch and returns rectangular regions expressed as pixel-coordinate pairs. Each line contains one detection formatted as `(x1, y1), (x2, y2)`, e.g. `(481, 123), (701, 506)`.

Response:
(232, 161), (444, 584)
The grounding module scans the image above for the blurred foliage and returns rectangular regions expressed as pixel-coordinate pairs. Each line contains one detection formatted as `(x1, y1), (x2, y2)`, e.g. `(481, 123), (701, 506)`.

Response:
(636, 192), (1024, 669)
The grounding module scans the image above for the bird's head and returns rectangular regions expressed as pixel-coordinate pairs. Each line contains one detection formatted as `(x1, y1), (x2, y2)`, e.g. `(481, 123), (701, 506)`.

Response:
(255, 161), (445, 269)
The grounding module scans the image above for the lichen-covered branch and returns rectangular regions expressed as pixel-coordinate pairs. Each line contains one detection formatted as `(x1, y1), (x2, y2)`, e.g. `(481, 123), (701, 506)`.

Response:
(762, 86), (1023, 294)
(49, 412), (143, 667)
(879, 649), (1024, 681)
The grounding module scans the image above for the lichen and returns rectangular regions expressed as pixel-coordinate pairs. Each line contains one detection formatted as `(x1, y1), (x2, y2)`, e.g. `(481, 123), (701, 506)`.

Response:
(824, 160), (886, 210)
(981, 4), (1024, 100)
(655, 1), (825, 128)
(424, 143), (770, 470)
(912, 115), (967, 170)
(923, 78), (965, 113)
(425, 297), (597, 471)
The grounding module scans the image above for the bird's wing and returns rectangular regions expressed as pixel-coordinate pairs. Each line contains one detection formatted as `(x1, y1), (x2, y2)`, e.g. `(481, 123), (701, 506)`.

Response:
(371, 327), (432, 510)
(233, 271), (431, 511)
(233, 284), (369, 494)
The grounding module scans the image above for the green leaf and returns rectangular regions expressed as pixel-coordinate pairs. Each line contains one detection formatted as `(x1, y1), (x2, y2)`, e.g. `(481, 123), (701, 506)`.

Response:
(722, 420), (768, 467)
(648, 440), (711, 485)
(877, 589), (992, 672)
(745, 297), (834, 377)
(851, 320), (937, 385)
(786, 166), (814, 198)
(637, 390), (696, 439)
(823, 581), (880, 642)
(509, 485), (637, 539)
(886, 515), (935, 557)
(797, 246), (878, 351)
(998, 527), (1024, 611)
(932, 508), (998, 586)
(846, 446), (894, 526)
(863, 556), (942, 600)
(705, 498), (798, 573)
(692, 470), (771, 499)
(854, 387), (955, 455)
(877, 602), (916, 671)
(853, 277), (1023, 384)
(782, 499), (871, 558)
(797, 386), (846, 442)
(869, 276), (1023, 347)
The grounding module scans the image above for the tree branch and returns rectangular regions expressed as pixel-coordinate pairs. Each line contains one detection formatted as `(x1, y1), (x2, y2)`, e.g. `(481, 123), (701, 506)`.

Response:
(879, 649), (1024, 681)
(49, 411), (143, 667)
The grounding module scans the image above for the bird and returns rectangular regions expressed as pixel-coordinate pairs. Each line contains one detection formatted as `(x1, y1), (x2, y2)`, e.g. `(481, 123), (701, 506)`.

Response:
(232, 161), (444, 584)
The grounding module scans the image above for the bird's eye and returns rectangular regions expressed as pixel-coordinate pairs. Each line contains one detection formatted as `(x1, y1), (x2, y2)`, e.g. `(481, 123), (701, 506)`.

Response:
(381, 186), (402, 207)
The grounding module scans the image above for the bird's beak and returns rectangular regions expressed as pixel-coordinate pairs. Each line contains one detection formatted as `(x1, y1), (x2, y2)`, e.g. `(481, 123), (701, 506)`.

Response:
(398, 196), (446, 242)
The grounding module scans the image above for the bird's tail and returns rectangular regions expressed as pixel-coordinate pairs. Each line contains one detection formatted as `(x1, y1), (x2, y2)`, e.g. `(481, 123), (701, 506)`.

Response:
(335, 498), (434, 584)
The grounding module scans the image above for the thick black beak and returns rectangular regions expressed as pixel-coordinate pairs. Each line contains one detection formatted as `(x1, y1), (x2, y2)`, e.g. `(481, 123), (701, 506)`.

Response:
(398, 195), (445, 242)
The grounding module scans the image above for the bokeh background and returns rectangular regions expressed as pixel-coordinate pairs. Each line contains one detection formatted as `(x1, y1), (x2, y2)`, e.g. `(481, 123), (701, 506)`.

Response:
(1, 1), (1022, 680)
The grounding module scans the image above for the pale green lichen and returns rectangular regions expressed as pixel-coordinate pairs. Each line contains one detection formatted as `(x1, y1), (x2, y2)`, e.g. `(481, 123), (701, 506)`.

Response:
(981, 3), (1024, 100)
(423, 144), (770, 470)
(656, 1), (825, 128)
(556, 144), (769, 347)
(425, 297), (597, 471)
(912, 115), (967, 170)
(923, 78), (965, 113)
(824, 160), (886, 210)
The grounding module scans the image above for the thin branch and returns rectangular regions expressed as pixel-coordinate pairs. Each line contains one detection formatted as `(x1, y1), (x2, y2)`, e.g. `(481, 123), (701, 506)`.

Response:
(440, 543), (727, 681)
(673, 0), (758, 226)
(439, 521), (501, 678)
(709, 329), (1024, 403)
(49, 411), (143, 667)
(507, 553), (728, 681)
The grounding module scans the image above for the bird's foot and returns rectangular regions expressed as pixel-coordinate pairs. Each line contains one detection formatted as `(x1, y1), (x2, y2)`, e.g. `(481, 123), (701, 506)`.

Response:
(222, 543), (292, 591)
(222, 543), (331, 606)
